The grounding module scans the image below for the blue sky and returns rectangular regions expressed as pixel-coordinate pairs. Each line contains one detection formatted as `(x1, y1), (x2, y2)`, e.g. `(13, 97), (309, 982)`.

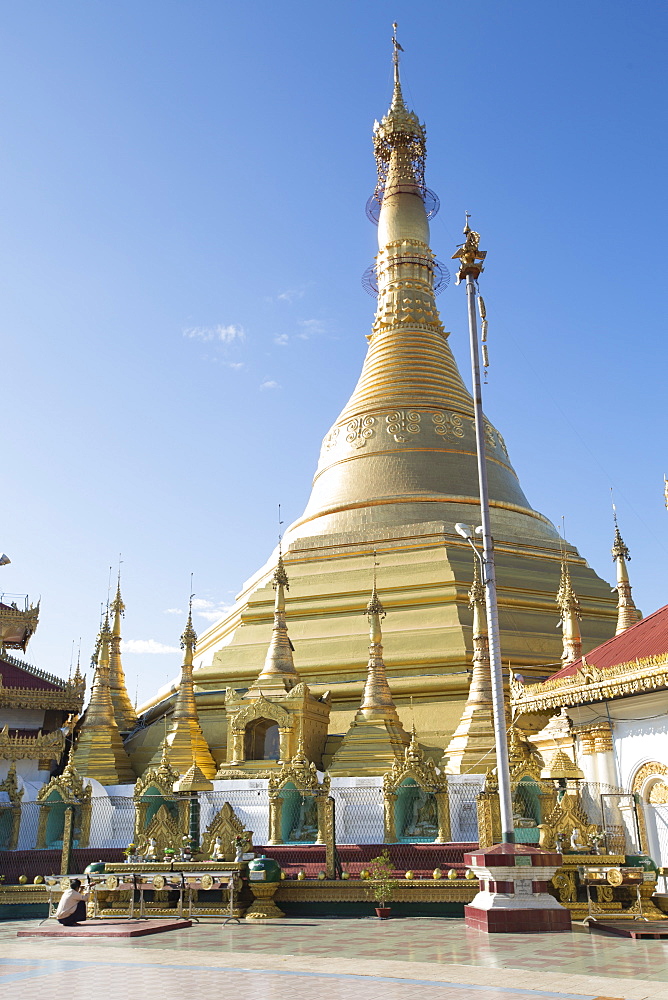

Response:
(2, 1), (667, 706)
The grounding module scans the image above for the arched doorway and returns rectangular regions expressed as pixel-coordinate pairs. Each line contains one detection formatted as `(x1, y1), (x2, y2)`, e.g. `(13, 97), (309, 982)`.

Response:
(244, 718), (280, 761)
(632, 762), (668, 865)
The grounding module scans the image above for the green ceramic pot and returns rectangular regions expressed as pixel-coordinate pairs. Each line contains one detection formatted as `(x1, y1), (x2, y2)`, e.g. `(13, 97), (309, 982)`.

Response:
(247, 854), (281, 882)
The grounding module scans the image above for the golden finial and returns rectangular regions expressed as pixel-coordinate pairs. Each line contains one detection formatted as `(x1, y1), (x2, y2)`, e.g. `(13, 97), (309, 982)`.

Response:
(366, 550), (386, 620)
(111, 564), (125, 619)
(180, 590), (198, 651)
(452, 215), (486, 284)
(391, 22), (404, 87)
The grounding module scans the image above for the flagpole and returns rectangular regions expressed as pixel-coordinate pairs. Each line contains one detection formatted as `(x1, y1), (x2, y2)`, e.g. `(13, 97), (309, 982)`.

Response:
(453, 219), (515, 844)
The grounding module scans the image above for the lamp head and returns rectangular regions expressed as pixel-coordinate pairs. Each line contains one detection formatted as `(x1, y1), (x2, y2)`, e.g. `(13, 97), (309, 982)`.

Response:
(455, 523), (473, 540)
(0, 554), (10, 566)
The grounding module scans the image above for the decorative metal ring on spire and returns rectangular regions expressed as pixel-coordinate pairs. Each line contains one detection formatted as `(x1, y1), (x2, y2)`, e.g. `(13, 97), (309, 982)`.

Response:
(365, 187), (440, 225)
(362, 258), (450, 297)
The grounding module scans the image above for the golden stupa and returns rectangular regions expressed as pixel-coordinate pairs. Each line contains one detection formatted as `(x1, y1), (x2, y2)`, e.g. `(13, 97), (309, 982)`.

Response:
(137, 37), (617, 769)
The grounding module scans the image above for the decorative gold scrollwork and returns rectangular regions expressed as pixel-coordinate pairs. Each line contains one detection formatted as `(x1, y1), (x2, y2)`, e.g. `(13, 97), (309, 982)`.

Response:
(385, 410), (420, 443)
(345, 415), (375, 448)
(200, 874), (214, 891)
(432, 411), (465, 440)
(105, 874), (118, 890)
(152, 875), (165, 891)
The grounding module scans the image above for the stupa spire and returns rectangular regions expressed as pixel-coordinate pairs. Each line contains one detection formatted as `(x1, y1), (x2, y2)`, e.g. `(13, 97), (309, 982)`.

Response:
(252, 547), (300, 692)
(611, 507), (641, 634)
(328, 558), (409, 775)
(442, 553), (496, 773)
(557, 558), (582, 665)
(72, 611), (135, 784)
(359, 578), (397, 719)
(108, 572), (138, 732)
(149, 598), (216, 779)
(283, 26), (544, 549)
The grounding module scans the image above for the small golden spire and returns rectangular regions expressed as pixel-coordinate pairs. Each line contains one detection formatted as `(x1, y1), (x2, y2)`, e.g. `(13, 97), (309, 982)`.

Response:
(611, 504), (641, 634)
(359, 559), (397, 718)
(253, 548), (300, 690)
(149, 596), (216, 779)
(108, 569), (138, 732)
(557, 557), (582, 665)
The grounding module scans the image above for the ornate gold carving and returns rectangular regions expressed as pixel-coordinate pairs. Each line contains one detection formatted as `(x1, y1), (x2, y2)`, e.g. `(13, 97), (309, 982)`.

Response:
(0, 762), (23, 849)
(0, 602), (40, 651)
(200, 802), (251, 860)
(537, 791), (598, 850)
(551, 870), (577, 904)
(632, 761), (668, 797)
(432, 411), (465, 440)
(385, 410), (420, 443)
(0, 726), (64, 761)
(345, 415), (375, 449)
(0, 663), (85, 712)
(512, 651), (668, 712)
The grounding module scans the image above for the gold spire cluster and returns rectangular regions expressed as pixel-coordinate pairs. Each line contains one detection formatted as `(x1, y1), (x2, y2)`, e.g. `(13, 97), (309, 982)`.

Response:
(557, 560), (582, 666)
(72, 613), (135, 785)
(611, 520), (641, 634)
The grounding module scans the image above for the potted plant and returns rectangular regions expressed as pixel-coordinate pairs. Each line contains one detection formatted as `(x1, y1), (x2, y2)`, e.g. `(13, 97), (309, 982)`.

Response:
(364, 849), (397, 918)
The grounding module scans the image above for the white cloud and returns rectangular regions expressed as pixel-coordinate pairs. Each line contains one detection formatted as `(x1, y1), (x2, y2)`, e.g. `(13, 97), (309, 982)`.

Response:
(274, 334), (289, 346)
(183, 324), (246, 344)
(260, 379), (280, 391)
(298, 319), (325, 339)
(122, 639), (179, 655)
(277, 288), (305, 303)
(190, 597), (234, 623)
(163, 608), (184, 616)
(226, 361), (245, 370)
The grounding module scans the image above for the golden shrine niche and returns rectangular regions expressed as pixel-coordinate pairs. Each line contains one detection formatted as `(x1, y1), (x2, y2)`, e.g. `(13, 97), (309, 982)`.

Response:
(476, 732), (551, 848)
(267, 746), (331, 846)
(133, 750), (187, 855)
(0, 763), (24, 850)
(36, 756), (91, 850)
(200, 801), (253, 860)
(218, 683), (330, 778)
(383, 731), (450, 844)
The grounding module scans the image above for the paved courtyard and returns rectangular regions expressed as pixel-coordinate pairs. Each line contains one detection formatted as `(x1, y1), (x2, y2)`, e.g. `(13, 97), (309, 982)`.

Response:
(1, 917), (666, 1000)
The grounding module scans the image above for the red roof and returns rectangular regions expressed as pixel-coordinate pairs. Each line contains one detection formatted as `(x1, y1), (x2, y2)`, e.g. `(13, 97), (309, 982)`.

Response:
(548, 603), (668, 681)
(0, 654), (63, 691)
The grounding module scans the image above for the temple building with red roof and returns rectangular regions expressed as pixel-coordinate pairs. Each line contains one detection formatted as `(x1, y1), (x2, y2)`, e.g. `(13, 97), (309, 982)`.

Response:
(512, 601), (668, 866)
(0, 594), (85, 789)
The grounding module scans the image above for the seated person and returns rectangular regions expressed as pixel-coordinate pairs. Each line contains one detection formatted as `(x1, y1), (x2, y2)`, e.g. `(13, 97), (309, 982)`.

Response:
(56, 878), (88, 926)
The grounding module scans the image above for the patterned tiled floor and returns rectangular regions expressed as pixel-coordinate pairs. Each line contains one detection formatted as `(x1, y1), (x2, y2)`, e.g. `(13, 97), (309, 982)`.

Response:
(0, 957), (612, 1000)
(1, 918), (664, 1000)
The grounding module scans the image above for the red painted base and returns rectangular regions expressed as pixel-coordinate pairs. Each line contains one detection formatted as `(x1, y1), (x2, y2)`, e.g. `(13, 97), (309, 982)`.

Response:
(465, 905), (571, 934)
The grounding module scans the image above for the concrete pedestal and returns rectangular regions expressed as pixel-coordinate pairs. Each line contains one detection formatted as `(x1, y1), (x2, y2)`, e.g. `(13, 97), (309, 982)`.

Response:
(464, 843), (571, 933)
